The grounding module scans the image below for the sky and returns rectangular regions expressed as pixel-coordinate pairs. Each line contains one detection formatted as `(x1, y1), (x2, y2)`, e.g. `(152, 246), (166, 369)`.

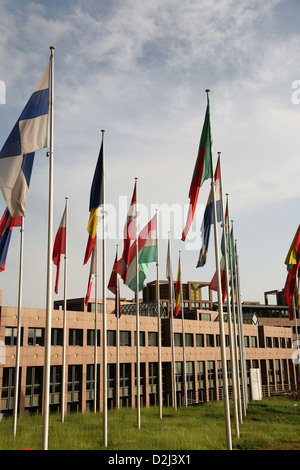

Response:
(0, 0), (300, 309)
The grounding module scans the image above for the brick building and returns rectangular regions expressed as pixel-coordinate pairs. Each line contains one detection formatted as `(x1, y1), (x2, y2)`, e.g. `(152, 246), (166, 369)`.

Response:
(0, 282), (299, 417)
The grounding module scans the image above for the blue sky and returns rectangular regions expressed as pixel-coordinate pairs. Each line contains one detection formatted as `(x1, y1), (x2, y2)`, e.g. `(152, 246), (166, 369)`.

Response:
(0, 0), (300, 308)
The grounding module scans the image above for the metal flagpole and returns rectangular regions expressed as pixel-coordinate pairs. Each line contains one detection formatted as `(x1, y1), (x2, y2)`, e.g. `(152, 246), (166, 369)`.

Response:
(206, 89), (232, 450)
(179, 252), (188, 408)
(167, 234), (177, 410)
(135, 177), (141, 429)
(94, 236), (98, 414)
(231, 222), (247, 417)
(42, 45), (55, 451)
(116, 245), (120, 410)
(235, 238), (248, 412)
(61, 197), (68, 422)
(294, 280), (300, 383)
(217, 156), (239, 438)
(13, 217), (24, 437)
(227, 205), (243, 426)
(102, 129), (108, 446)
(156, 209), (163, 419)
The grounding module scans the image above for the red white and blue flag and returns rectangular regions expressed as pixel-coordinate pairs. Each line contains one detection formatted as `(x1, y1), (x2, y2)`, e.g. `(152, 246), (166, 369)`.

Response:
(0, 207), (22, 272)
(197, 158), (221, 267)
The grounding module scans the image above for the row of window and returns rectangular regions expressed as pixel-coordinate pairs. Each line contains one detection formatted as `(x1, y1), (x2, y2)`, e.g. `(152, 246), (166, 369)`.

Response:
(4, 327), (292, 349)
(4, 327), (158, 348)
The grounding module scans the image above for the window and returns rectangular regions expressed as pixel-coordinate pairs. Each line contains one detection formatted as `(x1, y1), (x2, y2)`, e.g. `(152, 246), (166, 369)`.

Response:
(28, 328), (44, 346)
(197, 361), (205, 388)
(251, 336), (257, 348)
(87, 329), (101, 346)
(134, 331), (145, 347)
(51, 328), (63, 346)
(273, 337), (279, 348)
(196, 334), (204, 347)
(5, 327), (23, 346)
(174, 333), (182, 347)
(149, 363), (158, 387)
(266, 337), (272, 348)
(185, 333), (193, 347)
(200, 312), (211, 320)
(244, 336), (249, 347)
(207, 361), (215, 388)
(120, 331), (131, 346)
(148, 332), (158, 347)
(206, 334), (214, 347)
(107, 330), (116, 346)
(69, 329), (83, 346)
(186, 361), (194, 388)
(25, 366), (43, 410)
(175, 362), (182, 385)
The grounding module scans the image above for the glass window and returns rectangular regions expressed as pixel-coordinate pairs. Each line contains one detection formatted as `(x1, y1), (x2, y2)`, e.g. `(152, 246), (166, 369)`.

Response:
(148, 332), (158, 347)
(28, 328), (44, 346)
(120, 331), (131, 346)
(196, 334), (204, 347)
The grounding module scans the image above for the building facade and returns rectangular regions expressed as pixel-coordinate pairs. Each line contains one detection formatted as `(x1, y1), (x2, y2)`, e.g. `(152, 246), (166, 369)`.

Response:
(0, 282), (299, 418)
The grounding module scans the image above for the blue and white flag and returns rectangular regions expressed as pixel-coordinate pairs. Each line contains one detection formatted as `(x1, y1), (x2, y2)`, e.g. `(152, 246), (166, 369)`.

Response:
(197, 160), (221, 267)
(0, 61), (50, 216)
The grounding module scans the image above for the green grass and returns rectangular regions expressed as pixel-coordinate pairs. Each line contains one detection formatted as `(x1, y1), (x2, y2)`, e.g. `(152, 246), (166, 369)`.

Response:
(0, 397), (299, 450)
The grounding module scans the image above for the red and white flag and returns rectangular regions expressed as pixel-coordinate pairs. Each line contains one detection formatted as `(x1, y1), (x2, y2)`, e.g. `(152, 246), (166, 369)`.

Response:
(52, 207), (66, 294)
(115, 180), (137, 283)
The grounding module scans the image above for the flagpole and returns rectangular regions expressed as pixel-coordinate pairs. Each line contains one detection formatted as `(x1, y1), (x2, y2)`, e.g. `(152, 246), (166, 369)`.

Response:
(231, 221), (247, 417)
(206, 89), (232, 450)
(295, 280), (300, 382)
(102, 129), (108, 446)
(179, 252), (188, 408)
(227, 201), (243, 426)
(116, 244), (120, 410)
(13, 217), (24, 437)
(93, 237), (98, 413)
(135, 177), (141, 429)
(61, 197), (68, 423)
(42, 45), (55, 451)
(167, 234), (177, 410)
(218, 155), (239, 438)
(156, 209), (163, 419)
(235, 237), (248, 413)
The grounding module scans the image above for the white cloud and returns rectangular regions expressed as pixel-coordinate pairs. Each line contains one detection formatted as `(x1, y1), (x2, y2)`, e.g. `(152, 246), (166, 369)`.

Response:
(0, 0), (298, 307)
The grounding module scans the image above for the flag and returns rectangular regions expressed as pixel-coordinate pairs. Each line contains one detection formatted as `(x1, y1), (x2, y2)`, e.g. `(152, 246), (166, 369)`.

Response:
(197, 158), (221, 267)
(175, 255), (181, 317)
(84, 140), (103, 265)
(283, 225), (300, 320)
(209, 255), (227, 304)
(52, 206), (67, 294)
(85, 237), (97, 305)
(0, 207), (22, 271)
(182, 101), (214, 241)
(125, 214), (157, 292)
(114, 181), (137, 282)
(108, 253), (122, 317)
(0, 59), (50, 217)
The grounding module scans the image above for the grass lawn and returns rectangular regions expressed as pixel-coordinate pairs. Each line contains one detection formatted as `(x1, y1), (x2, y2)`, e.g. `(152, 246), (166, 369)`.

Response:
(0, 396), (299, 450)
